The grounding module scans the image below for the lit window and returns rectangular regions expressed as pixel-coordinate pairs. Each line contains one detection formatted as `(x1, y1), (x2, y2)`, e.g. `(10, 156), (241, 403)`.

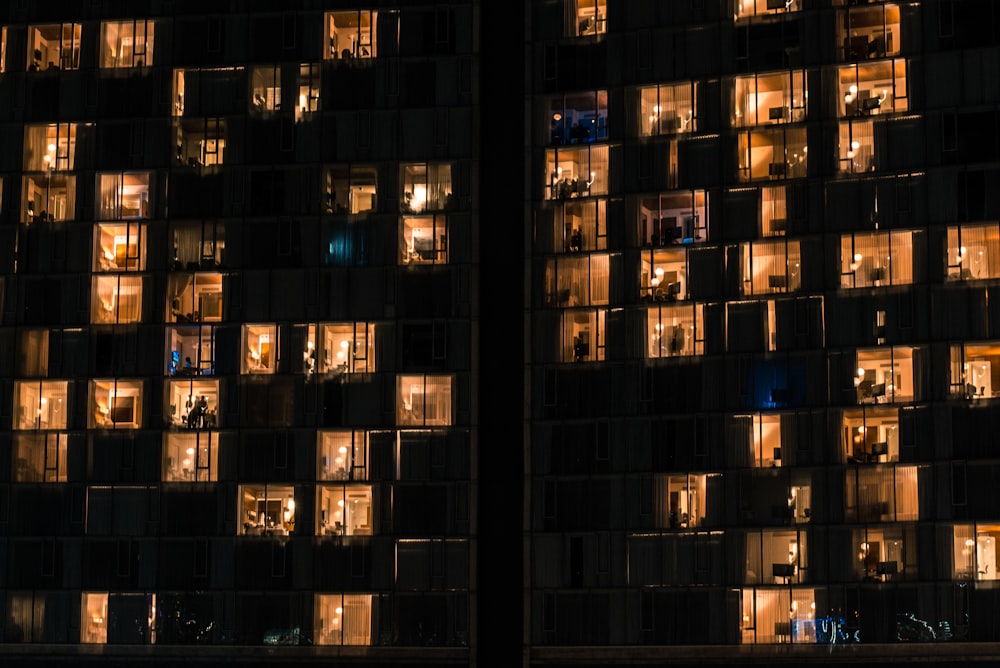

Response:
(844, 464), (920, 522)
(170, 221), (225, 270)
(92, 275), (144, 324)
(296, 63), (320, 120)
(318, 430), (369, 481)
(100, 19), (154, 68)
(640, 247), (688, 302)
(324, 165), (377, 214)
(637, 81), (697, 136)
(93, 223), (146, 272)
(90, 379), (143, 429)
(312, 322), (375, 374)
(324, 10), (377, 60)
(7, 592), (47, 642)
(172, 68), (185, 116)
(737, 126), (807, 182)
(401, 214), (448, 264)
(734, 0), (802, 20)
(23, 123), (78, 171)
(837, 3), (901, 62)
(838, 59), (907, 117)
(732, 70), (807, 127)
(162, 431), (218, 482)
(21, 173), (76, 222)
(27, 23), (81, 71)
(842, 407), (899, 463)
(949, 343), (1000, 399)
(855, 346), (915, 404)
(316, 484), (373, 536)
(740, 587), (817, 645)
(13, 381), (68, 430)
(97, 172), (150, 220)
(1, 27), (6, 74)
(401, 163), (452, 213)
(546, 90), (608, 145)
(544, 253), (610, 307)
(728, 413), (784, 468)
(654, 473), (718, 528)
(840, 230), (917, 288)
(953, 524), (1000, 581)
(174, 117), (226, 169)
(81, 593), (108, 644)
(251, 65), (281, 114)
(646, 303), (704, 358)
(545, 145), (608, 200)
(838, 118), (876, 174)
(314, 594), (374, 646)
(638, 190), (709, 245)
(946, 223), (1000, 281)
(166, 272), (223, 323)
(397, 375), (452, 426)
(760, 185), (788, 237)
(563, 308), (605, 363)
(242, 324), (277, 374)
(570, 0), (607, 37)
(13, 432), (69, 482)
(546, 198), (607, 254)
(165, 325), (215, 377)
(853, 525), (910, 581)
(164, 378), (219, 430)
(745, 529), (808, 585)
(239, 484), (296, 535)
(740, 239), (801, 295)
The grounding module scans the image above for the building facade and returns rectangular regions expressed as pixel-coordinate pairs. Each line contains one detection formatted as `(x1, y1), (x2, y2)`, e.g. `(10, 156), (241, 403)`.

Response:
(3, 0), (1000, 666)
(526, 0), (1000, 658)
(0, 1), (477, 661)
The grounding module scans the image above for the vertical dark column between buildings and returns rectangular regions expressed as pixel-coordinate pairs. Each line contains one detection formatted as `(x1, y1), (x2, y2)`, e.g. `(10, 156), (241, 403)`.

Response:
(478, 0), (525, 665)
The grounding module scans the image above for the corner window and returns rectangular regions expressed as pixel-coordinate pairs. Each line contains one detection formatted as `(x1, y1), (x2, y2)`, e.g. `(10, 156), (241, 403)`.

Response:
(93, 223), (146, 272)
(949, 343), (1000, 399)
(316, 484), (374, 536)
(952, 524), (1000, 581)
(21, 173), (76, 223)
(324, 10), (377, 60)
(397, 375), (453, 426)
(100, 19), (154, 68)
(545, 145), (608, 200)
(296, 63), (321, 121)
(636, 82), (697, 136)
(324, 165), (377, 214)
(401, 214), (448, 264)
(732, 70), (807, 128)
(91, 275), (144, 324)
(314, 594), (374, 646)
(646, 303), (704, 358)
(547, 90), (608, 145)
(13, 432), (69, 482)
(569, 0), (607, 37)
(171, 221), (225, 270)
(162, 431), (218, 482)
(97, 172), (150, 220)
(638, 190), (709, 246)
(239, 484), (296, 536)
(165, 325), (215, 377)
(166, 272), (223, 323)
(251, 65), (281, 114)
(737, 126), (807, 182)
(13, 381), (68, 430)
(90, 379), (144, 429)
(401, 163), (452, 213)
(318, 430), (369, 481)
(840, 230), (917, 288)
(164, 378), (219, 430)
(27, 23), (81, 71)
(946, 223), (1000, 281)
(242, 324), (278, 374)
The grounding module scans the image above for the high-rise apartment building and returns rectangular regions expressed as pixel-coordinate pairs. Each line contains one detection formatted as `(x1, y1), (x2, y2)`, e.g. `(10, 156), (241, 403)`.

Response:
(1, 1), (1000, 666)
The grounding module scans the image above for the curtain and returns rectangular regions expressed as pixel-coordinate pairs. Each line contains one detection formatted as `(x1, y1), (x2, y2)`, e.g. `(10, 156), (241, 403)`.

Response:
(343, 594), (373, 645)
(590, 253), (609, 304)
(895, 465), (919, 521)
(727, 416), (754, 468)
